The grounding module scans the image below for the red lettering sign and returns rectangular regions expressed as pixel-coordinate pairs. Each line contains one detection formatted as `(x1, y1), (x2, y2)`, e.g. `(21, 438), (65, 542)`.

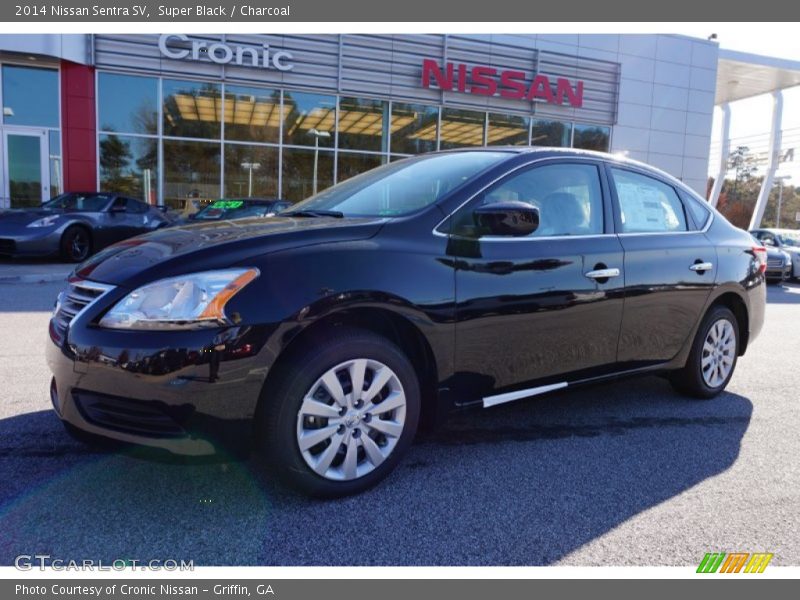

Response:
(421, 59), (584, 108)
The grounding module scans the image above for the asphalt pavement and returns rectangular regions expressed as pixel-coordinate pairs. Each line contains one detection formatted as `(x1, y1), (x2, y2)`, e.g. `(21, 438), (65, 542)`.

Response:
(0, 278), (798, 566)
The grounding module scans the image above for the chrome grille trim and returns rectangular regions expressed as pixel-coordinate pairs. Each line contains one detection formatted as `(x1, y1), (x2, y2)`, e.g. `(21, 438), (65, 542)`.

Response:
(52, 279), (115, 338)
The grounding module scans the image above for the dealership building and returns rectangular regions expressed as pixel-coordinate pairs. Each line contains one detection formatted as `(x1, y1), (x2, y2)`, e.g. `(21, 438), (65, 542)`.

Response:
(0, 33), (797, 211)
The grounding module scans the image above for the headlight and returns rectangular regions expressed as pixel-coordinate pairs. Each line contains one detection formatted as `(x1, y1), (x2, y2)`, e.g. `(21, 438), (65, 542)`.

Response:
(27, 215), (60, 228)
(99, 268), (259, 330)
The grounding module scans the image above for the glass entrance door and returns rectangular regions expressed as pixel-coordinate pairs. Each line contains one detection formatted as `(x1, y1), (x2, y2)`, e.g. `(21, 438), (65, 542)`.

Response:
(2, 129), (50, 208)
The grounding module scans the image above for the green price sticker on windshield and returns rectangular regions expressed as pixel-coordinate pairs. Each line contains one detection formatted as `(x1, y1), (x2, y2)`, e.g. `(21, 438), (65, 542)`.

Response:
(211, 200), (244, 209)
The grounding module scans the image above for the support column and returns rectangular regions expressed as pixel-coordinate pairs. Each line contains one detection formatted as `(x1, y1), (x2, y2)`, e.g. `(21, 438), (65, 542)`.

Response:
(60, 60), (96, 191)
(749, 90), (783, 230)
(708, 103), (730, 207)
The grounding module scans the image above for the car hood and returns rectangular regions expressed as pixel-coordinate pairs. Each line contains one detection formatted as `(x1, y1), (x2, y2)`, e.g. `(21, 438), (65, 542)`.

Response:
(0, 208), (67, 225)
(75, 215), (386, 287)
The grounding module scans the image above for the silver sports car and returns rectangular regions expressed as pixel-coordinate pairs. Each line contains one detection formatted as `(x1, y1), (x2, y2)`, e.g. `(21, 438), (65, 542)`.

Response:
(0, 192), (171, 262)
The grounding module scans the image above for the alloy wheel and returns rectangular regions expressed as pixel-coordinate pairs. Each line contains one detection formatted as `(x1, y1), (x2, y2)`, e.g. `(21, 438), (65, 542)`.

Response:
(701, 318), (736, 388)
(296, 358), (407, 481)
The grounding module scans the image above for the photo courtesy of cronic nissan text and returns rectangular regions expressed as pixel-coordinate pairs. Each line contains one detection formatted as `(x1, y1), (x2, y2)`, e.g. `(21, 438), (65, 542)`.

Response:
(0, 2), (798, 594)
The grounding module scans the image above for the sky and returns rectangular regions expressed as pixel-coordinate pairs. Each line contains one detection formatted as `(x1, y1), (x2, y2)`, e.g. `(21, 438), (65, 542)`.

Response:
(673, 24), (800, 183)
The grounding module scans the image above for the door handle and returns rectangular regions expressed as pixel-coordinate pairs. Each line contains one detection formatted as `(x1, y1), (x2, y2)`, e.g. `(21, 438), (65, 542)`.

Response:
(585, 268), (621, 280)
(689, 262), (714, 272)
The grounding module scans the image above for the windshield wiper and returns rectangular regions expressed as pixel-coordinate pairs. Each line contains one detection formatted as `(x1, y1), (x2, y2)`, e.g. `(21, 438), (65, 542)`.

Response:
(280, 209), (345, 218)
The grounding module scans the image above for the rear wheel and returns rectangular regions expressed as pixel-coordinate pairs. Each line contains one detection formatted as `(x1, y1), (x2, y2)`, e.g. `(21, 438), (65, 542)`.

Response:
(669, 305), (739, 399)
(254, 329), (420, 497)
(60, 226), (92, 263)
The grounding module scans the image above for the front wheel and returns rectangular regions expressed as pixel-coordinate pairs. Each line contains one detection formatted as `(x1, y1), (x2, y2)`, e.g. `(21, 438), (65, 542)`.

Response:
(60, 226), (92, 263)
(669, 305), (739, 399)
(255, 329), (420, 497)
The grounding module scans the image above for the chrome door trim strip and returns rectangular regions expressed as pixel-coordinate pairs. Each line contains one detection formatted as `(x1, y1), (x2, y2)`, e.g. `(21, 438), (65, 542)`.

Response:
(482, 382), (568, 408)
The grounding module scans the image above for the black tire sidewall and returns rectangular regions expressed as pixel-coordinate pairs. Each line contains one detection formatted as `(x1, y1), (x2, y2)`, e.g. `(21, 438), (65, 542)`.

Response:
(60, 226), (91, 262)
(257, 330), (421, 498)
(684, 306), (740, 398)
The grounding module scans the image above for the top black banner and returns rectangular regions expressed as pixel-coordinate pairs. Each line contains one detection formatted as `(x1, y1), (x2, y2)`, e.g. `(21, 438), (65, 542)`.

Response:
(2, 0), (800, 21)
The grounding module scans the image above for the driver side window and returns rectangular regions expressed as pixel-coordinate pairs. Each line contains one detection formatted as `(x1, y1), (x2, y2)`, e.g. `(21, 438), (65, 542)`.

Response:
(454, 162), (604, 238)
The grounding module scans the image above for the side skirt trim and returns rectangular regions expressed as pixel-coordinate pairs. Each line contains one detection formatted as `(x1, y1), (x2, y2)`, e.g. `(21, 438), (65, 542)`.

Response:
(482, 382), (568, 408)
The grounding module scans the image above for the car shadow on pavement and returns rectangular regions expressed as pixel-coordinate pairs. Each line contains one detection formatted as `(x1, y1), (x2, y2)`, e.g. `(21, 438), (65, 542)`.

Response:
(0, 376), (752, 566)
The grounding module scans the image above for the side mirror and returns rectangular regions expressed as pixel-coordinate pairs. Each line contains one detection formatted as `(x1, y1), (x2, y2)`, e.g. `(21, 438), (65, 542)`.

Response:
(473, 201), (539, 237)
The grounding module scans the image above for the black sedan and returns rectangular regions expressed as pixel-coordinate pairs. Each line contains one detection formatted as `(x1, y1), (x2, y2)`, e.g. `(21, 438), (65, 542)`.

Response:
(46, 148), (767, 497)
(0, 192), (170, 262)
(175, 198), (292, 225)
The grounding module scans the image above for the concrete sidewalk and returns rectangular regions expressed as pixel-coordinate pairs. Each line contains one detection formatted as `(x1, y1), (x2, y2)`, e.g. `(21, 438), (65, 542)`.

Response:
(0, 259), (73, 284)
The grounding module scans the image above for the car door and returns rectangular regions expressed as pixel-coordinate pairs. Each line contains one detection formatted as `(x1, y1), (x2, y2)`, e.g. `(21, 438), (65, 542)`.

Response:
(448, 159), (625, 401)
(607, 165), (716, 365)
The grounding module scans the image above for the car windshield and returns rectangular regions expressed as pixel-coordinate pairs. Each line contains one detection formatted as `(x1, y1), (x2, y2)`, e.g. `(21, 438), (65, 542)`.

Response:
(778, 233), (800, 247)
(284, 152), (510, 217)
(42, 193), (113, 212)
(194, 200), (270, 220)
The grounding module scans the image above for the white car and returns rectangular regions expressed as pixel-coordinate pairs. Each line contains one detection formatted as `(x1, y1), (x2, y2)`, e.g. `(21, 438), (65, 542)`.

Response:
(751, 228), (800, 280)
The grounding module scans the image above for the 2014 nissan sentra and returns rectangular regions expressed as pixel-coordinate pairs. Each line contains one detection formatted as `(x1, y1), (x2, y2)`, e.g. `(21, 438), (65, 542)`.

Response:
(46, 148), (767, 497)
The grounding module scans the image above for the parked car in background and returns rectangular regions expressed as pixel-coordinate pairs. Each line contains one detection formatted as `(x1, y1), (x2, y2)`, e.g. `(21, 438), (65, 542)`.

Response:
(751, 228), (800, 280)
(751, 235), (792, 283)
(47, 148), (767, 497)
(171, 198), (292, 225)
(0, 192), (171, 262)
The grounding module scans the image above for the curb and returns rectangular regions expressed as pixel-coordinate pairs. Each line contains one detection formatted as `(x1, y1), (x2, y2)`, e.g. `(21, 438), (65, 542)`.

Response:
(0, 273), (69, 284)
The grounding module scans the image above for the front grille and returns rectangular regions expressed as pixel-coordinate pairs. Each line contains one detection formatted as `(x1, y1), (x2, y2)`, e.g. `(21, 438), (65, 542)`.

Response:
(0, 238), (16, 255)
(52, 280), (114, 339)
(767, 258), (784, 268)
(73, 389), (189, 438)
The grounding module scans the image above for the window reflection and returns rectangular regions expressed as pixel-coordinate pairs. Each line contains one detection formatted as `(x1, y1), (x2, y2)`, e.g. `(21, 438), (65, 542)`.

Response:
(338, 97), (388, 152)
(573, 124), (611, 152)
(282, 147), (334, 202)
(224, 85), (281, 143)
(337, 152), (385, 183)
(49, 130), (62, 199)
(163, 140), (220, 209)
(224, 144), (278, 197)
(162, 79), (223, 139)
(99, 135), (158, 203)
(283, 91), (336, 147)
(531, 119), (571, 147)
(390, 102), (438, 154)
(2, 65), (58, 128)
(98, 73), (158, 134)
(439, 108), (485, 150)
(487, 113), (530, 146)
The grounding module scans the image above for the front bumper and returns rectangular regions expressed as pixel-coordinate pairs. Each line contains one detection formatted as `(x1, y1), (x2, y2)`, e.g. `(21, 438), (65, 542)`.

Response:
(0, 227), (62, 257)
(46, 310), (274, 456)
(765, 263), (792, 281)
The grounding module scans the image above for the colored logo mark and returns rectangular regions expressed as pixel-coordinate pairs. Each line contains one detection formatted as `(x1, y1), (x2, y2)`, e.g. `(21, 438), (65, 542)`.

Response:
(697, 552), (773, 573)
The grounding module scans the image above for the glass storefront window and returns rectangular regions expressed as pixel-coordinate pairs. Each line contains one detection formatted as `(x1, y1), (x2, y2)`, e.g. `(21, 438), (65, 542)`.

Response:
(162, 79), (223, 139)
(163, 140), (220, 209)
(390, 102), (438, 154)
(223, 144), (279, 197)
(338, 97), (388, 153)
(487, 113), (530, 146)
(283, 91), (336, 148)
(48, 130), (62, 198)
(531, 119), (571, 147)
(337, 152), (385, 183)
(282, 147), (334, 202)
(99, 134), (158, 203)
(573, 123), (611, 152)
(2, 65), (58, 128)
(224, 85), (281, 144)
(439, 108), (486, 150)
(98, 73), (158, 134)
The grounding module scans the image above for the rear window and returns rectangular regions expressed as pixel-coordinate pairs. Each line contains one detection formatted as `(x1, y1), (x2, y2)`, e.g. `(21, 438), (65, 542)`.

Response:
(610, 168), (687, 233)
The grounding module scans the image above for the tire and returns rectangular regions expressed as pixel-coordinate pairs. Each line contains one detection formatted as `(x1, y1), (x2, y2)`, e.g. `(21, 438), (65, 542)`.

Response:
(60, 226), (92, 263)
(254, 328), (421, 498)
(669, 305), (740, 399)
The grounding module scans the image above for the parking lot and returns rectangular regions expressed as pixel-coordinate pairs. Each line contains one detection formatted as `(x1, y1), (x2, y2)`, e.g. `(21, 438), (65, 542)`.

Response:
(0, 277), (798, 566)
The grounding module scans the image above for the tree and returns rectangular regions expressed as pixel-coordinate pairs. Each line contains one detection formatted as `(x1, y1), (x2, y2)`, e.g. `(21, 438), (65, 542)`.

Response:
(99, 134), (133, 193)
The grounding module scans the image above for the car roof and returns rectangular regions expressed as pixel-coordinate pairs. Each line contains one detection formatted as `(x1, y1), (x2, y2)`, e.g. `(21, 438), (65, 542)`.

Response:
(212, 198), (286, 204)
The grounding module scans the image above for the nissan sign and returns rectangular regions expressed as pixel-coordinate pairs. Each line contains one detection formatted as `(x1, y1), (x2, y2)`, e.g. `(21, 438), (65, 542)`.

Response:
(159, 34), (293, 71)
(421, 58), (584, 107)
